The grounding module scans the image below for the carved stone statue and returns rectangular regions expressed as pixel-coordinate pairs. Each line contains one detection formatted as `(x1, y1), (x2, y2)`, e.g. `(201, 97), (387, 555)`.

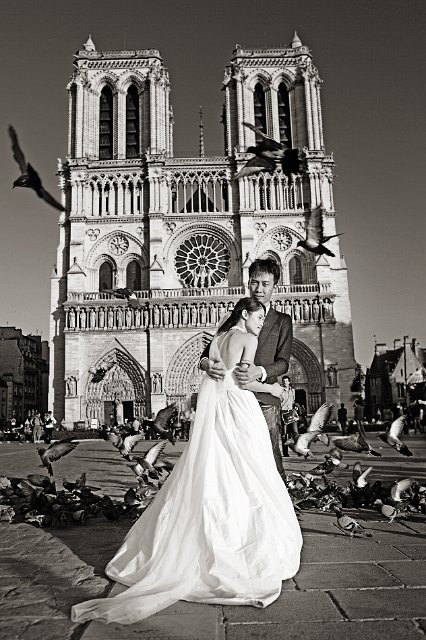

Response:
(134, 308), (141, 328)
(89, 308), (97, 329)
(293, 300), (301, 322)
(327, 365), (338, 387)
(117, 307), (123, 328)
(68, 308), (76, 329)
(153, 305), (160, 326)
(191, 304), (198, 326)
(322, 298), (332, 321)
(66, 376), (77, 397)
(181, 304), (188, 326)
(98, 308), (105, 329)
(312, 299), (320, 322)
(172, 304), (179, 326)
(284, 300), (292, 317)
(79, 308), (86, 330)
(200, 303), (207, 325)
(209, 303), (217, 325)
(218, 302), (226, 320)
(163, 305), (170, 327)
(302, 299), (310, 322)
(125, 307), (132, 328)
(107, 308), (114, 329)
(143, 305), (149, 327)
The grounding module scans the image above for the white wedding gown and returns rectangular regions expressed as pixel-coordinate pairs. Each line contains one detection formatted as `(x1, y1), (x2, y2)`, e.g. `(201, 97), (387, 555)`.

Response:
(71, 335), (303, 625)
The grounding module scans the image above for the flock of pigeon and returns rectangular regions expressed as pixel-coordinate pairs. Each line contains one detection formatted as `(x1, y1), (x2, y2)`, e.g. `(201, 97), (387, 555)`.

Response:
(0, 402), (423, 537)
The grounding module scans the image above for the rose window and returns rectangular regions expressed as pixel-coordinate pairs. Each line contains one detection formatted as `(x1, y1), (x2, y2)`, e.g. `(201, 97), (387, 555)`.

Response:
(271, 229), (292, 251)
(175, 234), (230, 287)
(109, 235), (129, 255)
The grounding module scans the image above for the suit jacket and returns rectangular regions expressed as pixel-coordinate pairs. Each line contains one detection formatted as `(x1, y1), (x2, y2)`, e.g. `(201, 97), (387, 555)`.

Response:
(200, 307), (293, 407)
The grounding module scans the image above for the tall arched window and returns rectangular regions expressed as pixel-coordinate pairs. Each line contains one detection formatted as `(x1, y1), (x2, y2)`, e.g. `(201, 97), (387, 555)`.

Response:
(278, 83), (292, 149)
(253, 83), (267, 141)
(70, 84), (77, 158)
(289, 256), (303, 284)
(99, 86), (113, 159)
(126, 260), (142, 290)
(99, 262), (113, 291)
(126, 85), (140, 158)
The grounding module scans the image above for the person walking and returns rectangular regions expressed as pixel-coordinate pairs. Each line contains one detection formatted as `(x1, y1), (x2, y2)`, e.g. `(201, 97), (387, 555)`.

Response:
(353, 400), (366, 439)
(32, 412), (44, 444)
(337, 403), (348, 435)
(200, 258), (292, 479)
(43, 411), (57, 444)
(280, 376), (297, 456)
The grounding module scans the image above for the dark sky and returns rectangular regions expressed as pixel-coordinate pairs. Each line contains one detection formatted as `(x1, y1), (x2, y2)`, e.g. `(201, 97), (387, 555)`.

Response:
(1, 0), (425, 367)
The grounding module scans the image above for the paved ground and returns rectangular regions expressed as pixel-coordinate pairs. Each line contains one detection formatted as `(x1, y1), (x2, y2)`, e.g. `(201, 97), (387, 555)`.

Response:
(0, 433), (425, 640)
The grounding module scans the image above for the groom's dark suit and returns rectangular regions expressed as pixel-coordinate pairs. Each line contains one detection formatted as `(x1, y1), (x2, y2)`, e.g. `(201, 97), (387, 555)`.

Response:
(201, 306), (293, 476)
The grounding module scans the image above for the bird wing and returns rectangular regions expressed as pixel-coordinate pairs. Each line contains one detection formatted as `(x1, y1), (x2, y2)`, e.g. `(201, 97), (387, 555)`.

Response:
(389, 416), (405, 439)
(305, 205), (325, 244)
(235, 156), (276, 179)
(332, 435), (362, 453)
(8, 125), (27, 172)
(308, 403), (334, 432)
(325, 447), (343, 461)
(46, 440), (78, 462)
(242, 121), (282, 149)
(281, 149), (301, 177)
(38, 186), (65, 211)
(357, 466), (373, 487)
(153, 404), (177, 431)
(352, 462), (363, 483)
(112, 288), (133, 299)
(391, 478), (413, 501)
(27, 474), (52, 488)
(144, 441), (167, 466)
(122, 433), (145, 457)
(295, 431), (318, 451)
(108, 433), (123, 448)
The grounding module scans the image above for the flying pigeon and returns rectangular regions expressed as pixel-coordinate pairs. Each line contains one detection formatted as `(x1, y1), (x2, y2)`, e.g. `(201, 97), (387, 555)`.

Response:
(379, 417), (413, 457)
(297, 205), (342, 257)
(8, 125), (65, 211)
(352, 462), (373, 488)
(149, 404), (177, 444)
(235, 122), (300, 179)
(127, 441), (168, 477)
(37, 439), (78, 477)
(390, 478), (414, 502)
(104, 288), (141, 309)
(108, 432), (145, 459)
(332, 433), (381, 457)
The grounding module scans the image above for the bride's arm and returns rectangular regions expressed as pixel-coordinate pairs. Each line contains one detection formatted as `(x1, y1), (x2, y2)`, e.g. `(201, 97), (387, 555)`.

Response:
(237, 335), (283, 397)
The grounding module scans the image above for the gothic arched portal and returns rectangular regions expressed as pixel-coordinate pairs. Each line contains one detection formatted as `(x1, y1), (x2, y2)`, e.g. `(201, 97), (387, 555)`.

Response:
(287, 338), (325, 412)
(86, 347), (148, 424)
(164, 332), (214, 410)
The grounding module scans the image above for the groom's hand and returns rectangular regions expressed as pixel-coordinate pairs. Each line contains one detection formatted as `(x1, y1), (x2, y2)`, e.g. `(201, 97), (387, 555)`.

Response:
(201, 358), (226, 381)
(233, 362), (263, 386)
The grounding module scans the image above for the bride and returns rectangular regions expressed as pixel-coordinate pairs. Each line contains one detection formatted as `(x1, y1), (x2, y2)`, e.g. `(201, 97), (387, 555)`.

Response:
(71, 297), (303, 625)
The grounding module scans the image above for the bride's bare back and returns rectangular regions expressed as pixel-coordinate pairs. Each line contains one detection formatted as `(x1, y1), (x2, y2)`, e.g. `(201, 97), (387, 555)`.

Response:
(215, 328), (258, 370)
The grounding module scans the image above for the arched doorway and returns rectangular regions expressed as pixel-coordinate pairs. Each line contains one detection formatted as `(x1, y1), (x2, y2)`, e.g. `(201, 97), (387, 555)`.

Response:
(164, 332), (214, 412)
(283, 339), (325, 412)
(86, 348), (148, 425)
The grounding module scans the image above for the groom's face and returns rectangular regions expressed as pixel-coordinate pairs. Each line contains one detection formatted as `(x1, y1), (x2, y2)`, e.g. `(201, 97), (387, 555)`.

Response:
(248, 271), (275, 306)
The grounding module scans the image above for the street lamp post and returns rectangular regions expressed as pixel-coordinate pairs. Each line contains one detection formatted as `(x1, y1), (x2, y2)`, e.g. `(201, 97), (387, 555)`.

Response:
(403, 335), (409, 401)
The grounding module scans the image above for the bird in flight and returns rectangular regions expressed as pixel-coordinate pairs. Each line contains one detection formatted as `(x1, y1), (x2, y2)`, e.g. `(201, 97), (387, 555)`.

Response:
(235, 122), (300, 180)
(297, 205), (343, 257)
(8, 125), (65, 211)
(332, 433), (381, 457)
(37, 439), (78, 477)
(104, 288), (141, 309)
(379, 417), (413, 457)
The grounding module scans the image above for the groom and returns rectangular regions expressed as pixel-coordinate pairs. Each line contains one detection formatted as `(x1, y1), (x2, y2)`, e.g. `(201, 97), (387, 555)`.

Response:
(200, 258), (293, 478)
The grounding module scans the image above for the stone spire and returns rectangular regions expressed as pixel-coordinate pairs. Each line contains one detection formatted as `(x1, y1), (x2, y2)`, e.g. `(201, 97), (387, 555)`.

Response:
(83, 35), (96, 52)
(291, 31), (302, 48)
(199, 106), (205, 158)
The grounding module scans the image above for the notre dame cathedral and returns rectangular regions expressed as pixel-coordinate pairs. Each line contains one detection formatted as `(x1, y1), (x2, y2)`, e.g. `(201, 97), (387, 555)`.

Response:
(49, 33), (357, 428)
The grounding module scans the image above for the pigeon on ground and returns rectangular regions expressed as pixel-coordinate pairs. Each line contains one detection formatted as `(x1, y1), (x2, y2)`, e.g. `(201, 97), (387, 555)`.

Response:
(332, 505), (373, 538)
(235, 122), (300, 179)
(374, 499), (407, 522)
(352, 462), (373, 488)
(37, 439), (78, 476)
(8, 125), (65, 211)
(379, 417), (413, 457)
(297, 205), (342, 257)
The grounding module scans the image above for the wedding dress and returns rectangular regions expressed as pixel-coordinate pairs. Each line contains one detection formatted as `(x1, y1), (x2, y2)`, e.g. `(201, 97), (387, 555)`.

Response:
(71, 332), (303, 625)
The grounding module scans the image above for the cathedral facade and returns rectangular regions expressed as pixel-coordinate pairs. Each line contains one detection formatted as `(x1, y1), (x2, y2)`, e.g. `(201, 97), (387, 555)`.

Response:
(49, 34), (357, 428)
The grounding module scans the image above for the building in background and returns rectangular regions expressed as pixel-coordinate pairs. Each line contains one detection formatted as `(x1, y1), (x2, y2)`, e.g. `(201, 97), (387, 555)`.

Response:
(0, 327), (49, 423)
(50, 33), (357, 428)
(365, 337), (426, 416)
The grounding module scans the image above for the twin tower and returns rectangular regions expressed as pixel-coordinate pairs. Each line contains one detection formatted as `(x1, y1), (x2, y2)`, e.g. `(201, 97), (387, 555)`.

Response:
(50, 34), (356, 428)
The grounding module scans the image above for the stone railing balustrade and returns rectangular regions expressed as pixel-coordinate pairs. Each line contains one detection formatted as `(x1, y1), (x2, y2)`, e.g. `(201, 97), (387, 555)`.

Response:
(64, 290), (335, 332)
